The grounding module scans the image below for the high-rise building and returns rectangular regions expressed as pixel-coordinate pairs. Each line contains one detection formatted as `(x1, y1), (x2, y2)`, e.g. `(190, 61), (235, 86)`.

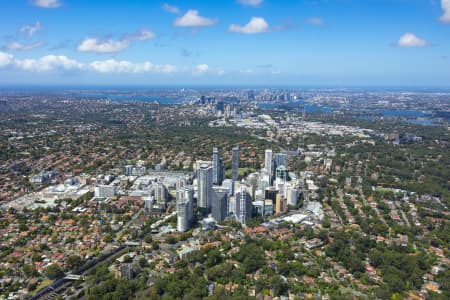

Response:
(198, 164), (213, 212)
(177, 187), (194, 232)
(274, 152), (288, 170)
(231, 146), (239, 193)
(212, 187), (229, 222)
(275, 166), (288, 186)
(265, 149), (273, 183)
(154, 183), (168, 205)
(235, 185), (252, 224)
(275, 194), (287, 215)
(184, 187), (194, 224)
(286, 188), (299, 207)
(125, 165), (133, 176)
(248, 172), (259, 201)
(212, 148), (223, 185)
(265, 187), (278, 203)
(177, 197), (189, 232)
(216, 101), (224, 114)
(144, 197), (153, 214)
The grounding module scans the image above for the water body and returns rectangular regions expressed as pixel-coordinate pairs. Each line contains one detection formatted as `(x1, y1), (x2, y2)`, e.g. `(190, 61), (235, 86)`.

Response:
(405, 119), (438, 126)
(69, 92), (180, 104)
(375, 109), (429, 118)
(259, 100), (333, 113)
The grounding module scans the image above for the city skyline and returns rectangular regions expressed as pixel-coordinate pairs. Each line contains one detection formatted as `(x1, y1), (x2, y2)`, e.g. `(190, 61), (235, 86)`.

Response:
(0, 0), (450, 86)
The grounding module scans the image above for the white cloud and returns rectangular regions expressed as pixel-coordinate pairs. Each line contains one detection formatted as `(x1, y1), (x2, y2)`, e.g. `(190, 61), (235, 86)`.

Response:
(162, 3), (180, 14)
(20, 21), (41, 37)
(33, 0), (61, 8)
(15, 55), (83, 72)
(305, 17), (324, 26)
(193, 64), (225, 75)
(6, 41), (43, 51)
(78, 29), (155, 54)
(195, 64), (209, 73)
(441, 0), (450, 23)
(0, 51), (219, 75)
(89, 59), (177, 73)
(124, 29), (155, 41)
(0, 52), (14, 67)
(174, 10), (216, 27)
(397, 33), (428, 47)
(238, 0), (263, 7)
(77, 38), (129, 53)
(229, 17), (269, 34)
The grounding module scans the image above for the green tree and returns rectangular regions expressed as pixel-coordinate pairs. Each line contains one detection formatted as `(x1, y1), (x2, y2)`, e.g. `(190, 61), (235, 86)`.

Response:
(44, 264), (64, 280)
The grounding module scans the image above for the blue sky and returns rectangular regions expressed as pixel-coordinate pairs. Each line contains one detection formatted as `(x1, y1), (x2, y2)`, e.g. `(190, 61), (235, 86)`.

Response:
(0, 0), (449, 86)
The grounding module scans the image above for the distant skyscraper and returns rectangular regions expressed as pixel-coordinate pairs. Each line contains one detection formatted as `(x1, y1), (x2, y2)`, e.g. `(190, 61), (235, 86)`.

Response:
(216, 101), (224, 113)
(231, 146), (239, 193)
(212, 148), (223, 185)
(265, 149), (273, 183)
(212, 187), (229, 222)
(125, 165), (133, 176)
(198, 164), (213, 212)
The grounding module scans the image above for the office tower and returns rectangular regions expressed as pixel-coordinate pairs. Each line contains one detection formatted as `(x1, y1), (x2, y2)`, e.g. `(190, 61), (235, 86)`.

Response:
(144, 197), (153, 214)
(265, 187), (278, 204)
(125, 165), (133, 176)
(248, 173), (259, 201)
(216, 101), (224, 113)
(275, 166), (288, 186)
(231, 146), (239, 193)
(177, 187), (194, 232)
(212, 148), (223, 185)
(212, 187), (229, 222)
(286, 188), (299, 207)
(264, 149), (273, 183)
(154, 183), (168, 206)
(198, 164), (213, 212)
(274, 152), (288, 170)
(275, 194), (287, 214)
(177, 196), (189, 232)
(235, 185), (252, 224)
(185, 187), (194, 224)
